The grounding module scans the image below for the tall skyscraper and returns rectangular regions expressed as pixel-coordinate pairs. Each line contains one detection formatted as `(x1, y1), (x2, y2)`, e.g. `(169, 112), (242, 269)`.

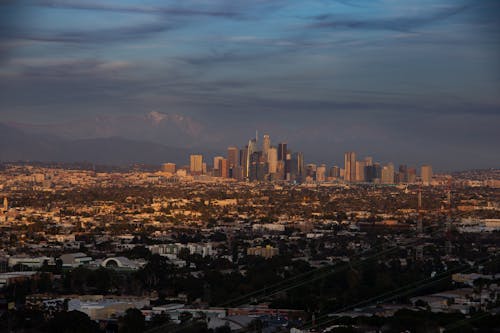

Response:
(381, 163), (395, 184)
(355, 161), (366, 182)
(219, 158), (229, 178)
(316, 164), (326, 182)
(277, 143), (287, 161)
(329, 166), (340, 178)
(190, 155), (203, 175)
(344, 152), (356, 182)
(290, 152), (304, 182)
(227, 146), (239, 168)
(364, 156), (373, 166)
(262, 134), (271, 159)
(246, 138), (258, 179)
(213, 156), (224, 170)
(267, 147), (278, 174)
(421, 165), (433, 185)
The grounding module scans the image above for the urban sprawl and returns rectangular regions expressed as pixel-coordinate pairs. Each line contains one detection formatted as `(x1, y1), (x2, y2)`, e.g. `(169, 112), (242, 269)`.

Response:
(0, 134), (499, 332)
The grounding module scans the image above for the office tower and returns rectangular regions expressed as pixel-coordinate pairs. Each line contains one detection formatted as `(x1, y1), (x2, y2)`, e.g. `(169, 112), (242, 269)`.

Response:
(355, 161), (366, 182)
(240, 146), (248, 168)
(227, 146), (239, 178)
(190, 155), (203, 175)
(249, 151), (266, 181)
(227, 146), (239, 168)
(289, 152), (304, 182)
(306, 164), (317, 179)
(408, 167), (417, 183)
(344, 152), (356, 182)
(213, 156), (224, 171)
(316, 164), (326, 182)
(398, 164), (408, 183)
(267, 147), (278, 174)
(262, 134), (271, 159)
(276, 160), (286, 180)
(330, 166), (340, 178)
(161, 163), (176, 174)
(421, 164), (433, 186)
(381, 163), (395, 184)
(219, 158), (229, 178)
(246, 138), (258, 179)
(364, 156), (373, 166)
(366, 163), (382, 183)
(277, 143), (287, 161)
(285, 152), (292, 181)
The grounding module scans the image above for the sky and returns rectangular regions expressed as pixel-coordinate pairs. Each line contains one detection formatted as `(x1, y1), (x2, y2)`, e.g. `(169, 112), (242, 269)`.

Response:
(0, 0), (499, 170)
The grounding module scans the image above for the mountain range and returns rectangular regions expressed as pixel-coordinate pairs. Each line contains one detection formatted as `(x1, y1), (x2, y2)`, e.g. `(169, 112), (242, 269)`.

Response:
(0, 113), (217, 166)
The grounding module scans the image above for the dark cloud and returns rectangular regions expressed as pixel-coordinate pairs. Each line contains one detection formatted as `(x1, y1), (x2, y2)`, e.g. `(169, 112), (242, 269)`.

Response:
(36, 0), (242, 19)
(311, 4), (472, 32)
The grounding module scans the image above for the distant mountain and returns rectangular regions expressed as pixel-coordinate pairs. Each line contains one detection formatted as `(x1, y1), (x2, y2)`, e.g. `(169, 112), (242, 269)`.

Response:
(0, 123), (211, 165)
(7, 111), (208, 148)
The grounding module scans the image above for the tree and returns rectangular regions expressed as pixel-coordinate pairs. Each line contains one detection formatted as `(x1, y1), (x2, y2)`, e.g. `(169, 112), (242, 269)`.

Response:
(119, 308), (145, 333)
(47, 310), (100, 333)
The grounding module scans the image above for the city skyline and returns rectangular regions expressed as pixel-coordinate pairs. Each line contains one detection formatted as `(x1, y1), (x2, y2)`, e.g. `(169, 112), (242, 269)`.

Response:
(0, 1), (499, 170)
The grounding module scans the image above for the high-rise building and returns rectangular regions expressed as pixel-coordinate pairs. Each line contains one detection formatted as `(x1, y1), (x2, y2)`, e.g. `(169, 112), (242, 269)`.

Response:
(355, 161), (366, 182)
(227, 146), (239, 168)
(190, 154), (203, 175)
(249, 151), (266, 181)
(213, 156), (224, 170)
(262, 134), (271, 159)
(3, 197), (8, 212)
(219, 158), (229, 178)
(316, 164), (326, 182)
(421, 165), (433, 185)
(398, 164), (408, 183)
(246, 138), (258, 179)
(267, 147), (278, 174)
(329, 166), (340, 178)
(408, 167), (417, 183)
(290, 152), (304, 182)
(277, 143), (287, 161)
(344, 152), (356, 182)
(381, 163), (395, 184)
(161, 163), (176, 174)
(364, 156), (373, 166)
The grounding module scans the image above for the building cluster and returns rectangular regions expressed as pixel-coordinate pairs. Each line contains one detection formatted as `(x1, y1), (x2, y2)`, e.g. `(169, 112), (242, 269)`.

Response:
(161, 133), (440, 185)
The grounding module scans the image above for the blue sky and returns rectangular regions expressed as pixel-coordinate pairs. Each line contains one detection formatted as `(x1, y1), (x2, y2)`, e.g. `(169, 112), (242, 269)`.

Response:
(0, 0), (499, 169)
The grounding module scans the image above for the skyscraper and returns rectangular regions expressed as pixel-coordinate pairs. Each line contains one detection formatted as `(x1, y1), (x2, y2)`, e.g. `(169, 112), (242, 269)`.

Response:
(290, 152), (304, 182)
(246, 138), (258, 179)
(219, 158), (229, 178)
(329, 166), (340, 178)
(267, 147), (278, 174)
(316, 164), (326, 182)
(355, 161), (366, 182)
(421, 165), (433, 185)
(227, 147), (238, 168)
(213, 156), (224, 170)
(262, 134), (271, 159)
(381, 163), (395, 184)
(277, 143), (287, 161)
(190, 154), (203, 175)
(344, 152), (356, 182)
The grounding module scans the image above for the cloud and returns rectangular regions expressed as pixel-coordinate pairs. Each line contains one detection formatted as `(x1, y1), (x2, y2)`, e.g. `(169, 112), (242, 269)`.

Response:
(36, 0), (242, 18)
(6, 58), (133, 77)
(310, 4), (472, 32)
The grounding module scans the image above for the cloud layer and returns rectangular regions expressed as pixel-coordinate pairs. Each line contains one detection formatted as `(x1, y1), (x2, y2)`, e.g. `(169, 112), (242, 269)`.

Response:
(0, 0), (499, 170)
